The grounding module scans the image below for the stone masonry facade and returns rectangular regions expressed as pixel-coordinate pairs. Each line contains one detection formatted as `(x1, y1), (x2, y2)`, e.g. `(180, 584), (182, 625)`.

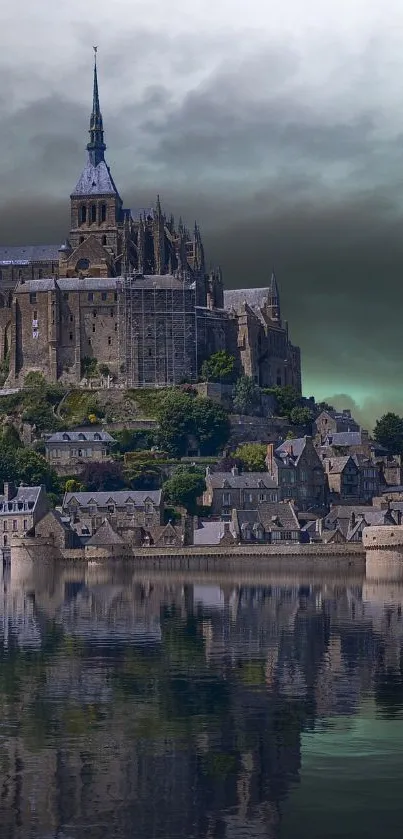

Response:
(0, 57), (301, 392)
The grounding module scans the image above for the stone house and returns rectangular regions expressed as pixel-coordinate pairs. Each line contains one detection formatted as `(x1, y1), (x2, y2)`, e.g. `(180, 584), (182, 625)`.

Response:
(314, 409), (359, 442)
(203, 467), (278, 518)
(62, 489), (163, 539)
(356, 456), (381, 501)
(193, 520), (237, 547)
(380, 455), (403, 487)
(267, 436), (326, 509)
(35, 509), (80, 549)
(231, 501), (301, 544)
(45, 429), (116, 470)
(322, 504), (398, 542)
(0, 483), (49, 548)
(323, 455), (361, 502)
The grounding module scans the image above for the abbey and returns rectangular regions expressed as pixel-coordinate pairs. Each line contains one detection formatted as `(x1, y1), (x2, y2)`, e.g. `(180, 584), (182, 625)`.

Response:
(0, 58), (301, 392)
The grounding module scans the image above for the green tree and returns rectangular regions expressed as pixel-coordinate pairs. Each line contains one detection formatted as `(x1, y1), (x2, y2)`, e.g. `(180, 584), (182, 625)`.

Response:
(80, 461), (126, 492)
(162, 467), (206, 514)
(14, 448), (59, 492)
(65, 478), (83, 493)
(114, 427), (155, 454)
(201, 351), (236, 383)
(191, 397), (230, 456)
(1, 424), (23, 449)
(373, 412), (403, 453)
(157, 392), (230, 457)
(263, 385), (300, 418)
(232, 376), (262, 415)
(233, 443), (267, 472)
(289, 405), (314, 426)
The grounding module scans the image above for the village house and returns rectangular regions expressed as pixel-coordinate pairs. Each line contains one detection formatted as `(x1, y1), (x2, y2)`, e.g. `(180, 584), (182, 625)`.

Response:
(62, 489), (163, 539)
(231, 501), (301, 544)
(0, 483), (49, 548)
(45, 430), (116, 471)
(203, 467), (278, 518)
(35, 509), (81, 549)
(314, 409), (360, 442)
(267, 436), (326, 509)
(322, 504), (399, 543)
(323, 455), (361, 502)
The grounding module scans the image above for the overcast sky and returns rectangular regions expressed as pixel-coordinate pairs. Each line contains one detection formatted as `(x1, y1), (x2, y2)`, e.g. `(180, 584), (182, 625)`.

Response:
(1, 0), (403, 426)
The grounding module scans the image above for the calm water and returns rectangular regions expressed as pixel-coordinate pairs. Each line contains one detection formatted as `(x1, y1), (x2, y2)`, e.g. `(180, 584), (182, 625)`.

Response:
(1, 560), (403, 838)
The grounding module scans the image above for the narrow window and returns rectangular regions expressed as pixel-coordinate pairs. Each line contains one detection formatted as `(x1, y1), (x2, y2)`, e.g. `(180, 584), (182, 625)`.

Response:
(29, 293), (37, 305)
(92, 324), (95, 333)
(101, 204), (106, 222)
(79, 236), (84, 243)
(91, 204), (96, 223)
(38, 269), (43, 279)
(108, 336), (111, 346)
(88, 292), (93, 302)
(69, 332), (73, 341)
(110, 308), (114, 317)
(101, 292), (107, 301)
(102, 235), (107, 246)
(80, 205), (87, 224)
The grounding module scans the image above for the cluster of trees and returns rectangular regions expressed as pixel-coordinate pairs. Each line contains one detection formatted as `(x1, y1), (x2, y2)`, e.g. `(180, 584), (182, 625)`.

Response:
(374, 413), (403, 454)
(0, 424), (59, 499)
(156, 390), (230, 457)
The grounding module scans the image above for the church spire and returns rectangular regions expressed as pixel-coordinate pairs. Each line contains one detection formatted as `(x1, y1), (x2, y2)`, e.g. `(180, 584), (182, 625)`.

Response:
(267, 268), (281, 321)
(87, 47), (106, 167)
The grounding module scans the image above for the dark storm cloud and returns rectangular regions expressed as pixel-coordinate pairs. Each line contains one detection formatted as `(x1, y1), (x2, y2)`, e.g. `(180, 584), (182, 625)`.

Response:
(0, 25), (402, 423)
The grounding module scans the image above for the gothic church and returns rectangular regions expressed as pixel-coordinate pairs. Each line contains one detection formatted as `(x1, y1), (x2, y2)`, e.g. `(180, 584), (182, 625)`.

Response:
(0, 57), (301, 391)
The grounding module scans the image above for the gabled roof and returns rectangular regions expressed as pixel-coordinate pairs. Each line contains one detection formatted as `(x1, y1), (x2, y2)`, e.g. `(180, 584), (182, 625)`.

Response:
(86, 519), (124, 546)
(63, 490), (162, 507)
(193, 520), (236, 546)
(0, 485), (43, 510)
(324, 456), (357, 474)
(235, 502), (300, 533)
(275, 437), (309, 464)
(207, 471), (277, 490)
(324, 431), (363, 447)
(223, 288), (270, 313)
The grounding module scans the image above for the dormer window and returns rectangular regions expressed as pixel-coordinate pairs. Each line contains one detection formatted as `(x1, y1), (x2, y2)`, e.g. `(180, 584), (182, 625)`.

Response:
(94, 433), (101, 441)
(78, 433), (85, 441)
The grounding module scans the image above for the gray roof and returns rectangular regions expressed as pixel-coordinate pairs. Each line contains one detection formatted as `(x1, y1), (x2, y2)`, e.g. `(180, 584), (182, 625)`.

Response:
(0, 245), (60, 265)
(235, 501), (300, 532)
(324, 456), (357, 474)
(63, 490), (162, 507)
(0, 485), (42, 511)
(71, 158), (119, 196)
(193, 520), (235, 546)
(223, 288), (270, 312)
(324, 431), (363, 446)
(46, 430), (115, 444)
(207, 471), (277, 490)
(276, 437), (307, 463)
(86, 519), (124, 546)
(15, 274), (191, 294)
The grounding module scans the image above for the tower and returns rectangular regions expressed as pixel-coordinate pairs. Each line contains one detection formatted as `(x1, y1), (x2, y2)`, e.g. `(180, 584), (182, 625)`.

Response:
(266, 270), (281, 323)
(65, 49), (125, 276)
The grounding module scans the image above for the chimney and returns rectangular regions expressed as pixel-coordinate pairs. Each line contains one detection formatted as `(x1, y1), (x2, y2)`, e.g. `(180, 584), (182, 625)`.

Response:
(315, 518), (323, 536)
(231, 466), (239, 476)
(266, 443), (274, 475)
(3, 482), (16, 501)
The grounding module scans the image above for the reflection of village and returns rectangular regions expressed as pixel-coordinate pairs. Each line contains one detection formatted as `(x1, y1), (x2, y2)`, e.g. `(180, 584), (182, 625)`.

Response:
(1, 560), (403, 838)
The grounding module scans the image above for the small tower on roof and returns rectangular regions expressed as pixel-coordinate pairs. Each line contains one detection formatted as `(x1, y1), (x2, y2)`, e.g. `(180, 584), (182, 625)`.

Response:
(266, 269), (281, 322)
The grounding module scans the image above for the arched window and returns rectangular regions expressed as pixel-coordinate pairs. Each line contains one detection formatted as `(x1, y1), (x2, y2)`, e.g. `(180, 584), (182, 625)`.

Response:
(80, 205), (87, 224)
(91, 204), (97, 223)
(101, 204), (106, 223)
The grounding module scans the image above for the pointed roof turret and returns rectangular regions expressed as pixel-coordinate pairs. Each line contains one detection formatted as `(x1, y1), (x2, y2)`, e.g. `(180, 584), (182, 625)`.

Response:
(267, 268), (281, 321)
(87, 46), (106, 167)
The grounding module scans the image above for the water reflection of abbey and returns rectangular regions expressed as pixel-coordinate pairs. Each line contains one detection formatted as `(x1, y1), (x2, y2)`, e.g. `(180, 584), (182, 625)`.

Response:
(1, 561), (403, 838)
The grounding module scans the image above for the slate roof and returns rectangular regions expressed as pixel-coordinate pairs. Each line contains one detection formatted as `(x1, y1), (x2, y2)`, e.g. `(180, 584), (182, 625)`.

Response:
(276, 437), (307, 463)
(193, 520), (235, 545)
(324, 431), (363, 447)
(0, 245), (60, 265)
(15, 275), (190, 294)
(207, 471), (277, 490)
(235, 502), (300, 533)
(71, 158), (120, 197)
(223, 288), (270, 312)
(324, 456), (356, 474)
(0, 486), (42, 512)
(46, 430), (115, 444)
(63, 490), (162, 507)
(86, 519), (124, 546)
